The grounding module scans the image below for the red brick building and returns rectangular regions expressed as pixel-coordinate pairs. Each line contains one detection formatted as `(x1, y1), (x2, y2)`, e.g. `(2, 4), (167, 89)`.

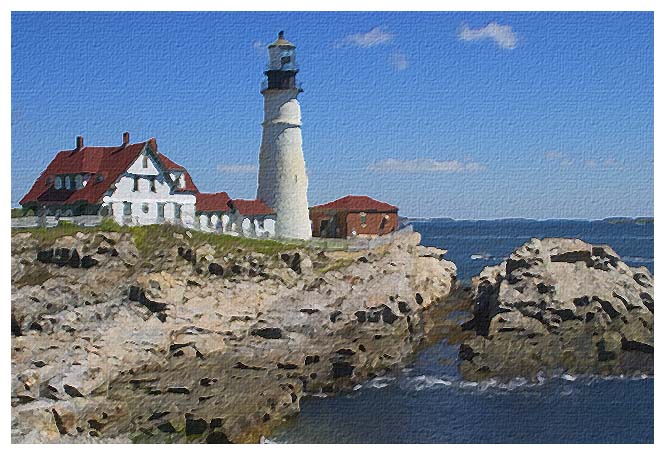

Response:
(309, 195), (398, 238)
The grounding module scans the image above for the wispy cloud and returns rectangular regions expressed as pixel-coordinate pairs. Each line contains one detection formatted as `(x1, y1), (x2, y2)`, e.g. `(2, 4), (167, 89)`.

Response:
(544, 151), (574, 166)
(584, 158), (624, 170)
(251, 40), (266, 54)
(389, 50), (409, 71)
(368, 158), (486, 174)
(458, 22), (517, 50)
(338, 27), (393, 48)
(217, 164), (258, 173)
(545, 151), (624, 170)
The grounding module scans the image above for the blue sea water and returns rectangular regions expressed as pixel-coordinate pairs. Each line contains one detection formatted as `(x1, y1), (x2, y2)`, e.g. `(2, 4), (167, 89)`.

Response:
(272, 219), (654, 444)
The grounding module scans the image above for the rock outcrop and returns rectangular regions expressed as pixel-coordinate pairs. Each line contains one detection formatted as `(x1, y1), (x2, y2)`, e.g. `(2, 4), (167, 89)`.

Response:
(460, 238), (654, 381)
(11, 227), (456, 443)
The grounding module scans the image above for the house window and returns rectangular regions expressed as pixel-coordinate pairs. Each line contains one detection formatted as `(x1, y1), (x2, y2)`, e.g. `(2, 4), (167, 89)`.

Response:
(142, 203), (149, 214)
(54, 176), (62, 189)
(65, 175), (71, 189)
(360, 212), (367, 227)
(74, 175), (83, 189)
(142, 155), (148, 168)
(157, 203), (165, 219)
(149, 177), (156, 192)
(133, 176), (139, 192)
(174, 204), (181, 220)
(123, 202), (132, 216)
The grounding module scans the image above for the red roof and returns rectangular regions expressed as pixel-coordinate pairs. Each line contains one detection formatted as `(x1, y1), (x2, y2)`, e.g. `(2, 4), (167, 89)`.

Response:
(175, 170), (199, 193)
(157, 153), (185, 171)
(196, 192), (232, 212)
(20, 138), (198, 206)
(229, 199), (275, 216)
(311, 195), (398, 212)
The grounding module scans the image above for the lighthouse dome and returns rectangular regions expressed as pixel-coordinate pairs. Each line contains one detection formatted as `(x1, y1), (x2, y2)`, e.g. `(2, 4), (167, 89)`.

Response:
(268, 30), (295, 48)
(267, 31), (298, 72)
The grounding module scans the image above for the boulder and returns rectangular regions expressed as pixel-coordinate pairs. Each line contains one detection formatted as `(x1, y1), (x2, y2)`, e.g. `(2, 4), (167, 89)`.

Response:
(460, 238), (654, 380)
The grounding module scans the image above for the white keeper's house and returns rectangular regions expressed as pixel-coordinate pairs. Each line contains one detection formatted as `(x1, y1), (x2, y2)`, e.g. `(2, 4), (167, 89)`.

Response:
(19, 133), (277, 238)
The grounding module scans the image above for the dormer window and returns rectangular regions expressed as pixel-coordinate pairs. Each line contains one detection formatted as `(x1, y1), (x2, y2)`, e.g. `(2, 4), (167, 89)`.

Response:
(74, 175), (83, 189)
(64, 175), (71, 189)
(54, 176), (62, 189)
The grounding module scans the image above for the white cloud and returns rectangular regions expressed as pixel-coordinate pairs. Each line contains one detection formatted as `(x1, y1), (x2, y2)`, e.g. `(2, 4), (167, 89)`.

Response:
(368, 158), (486, 174)
(585, 158), (624, 170)
(458, 22), (517, 49)
(252, 40), (266, 54)
(545, 151), (624, 170)
(339, 27), (393, 48)
(217, 164), (258, 173)
(389, 50), (409, 71)
(544, 151), (573, 166)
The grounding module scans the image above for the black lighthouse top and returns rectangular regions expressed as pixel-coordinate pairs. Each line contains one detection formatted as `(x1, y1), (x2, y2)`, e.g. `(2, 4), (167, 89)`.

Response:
(263, 31), (301, 92)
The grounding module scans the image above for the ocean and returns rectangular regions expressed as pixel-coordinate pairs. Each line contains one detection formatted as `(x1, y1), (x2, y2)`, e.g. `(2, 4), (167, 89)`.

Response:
(271, 218), (654, 444)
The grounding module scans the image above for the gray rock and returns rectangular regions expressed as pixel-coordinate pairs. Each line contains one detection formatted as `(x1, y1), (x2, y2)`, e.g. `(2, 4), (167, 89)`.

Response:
(460, 238), (654, 381)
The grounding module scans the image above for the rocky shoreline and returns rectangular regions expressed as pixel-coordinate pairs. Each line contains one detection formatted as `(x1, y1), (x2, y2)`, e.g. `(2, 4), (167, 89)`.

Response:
(11, 227), (655, 443)
(11, 226), (456, 443)
(459, 238), (654, 381)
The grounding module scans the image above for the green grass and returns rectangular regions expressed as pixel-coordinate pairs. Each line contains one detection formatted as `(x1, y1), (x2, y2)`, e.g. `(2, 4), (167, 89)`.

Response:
(11, 208), (27, 218)
(13, 218), (302, 256)
(316, 257), (355, 274)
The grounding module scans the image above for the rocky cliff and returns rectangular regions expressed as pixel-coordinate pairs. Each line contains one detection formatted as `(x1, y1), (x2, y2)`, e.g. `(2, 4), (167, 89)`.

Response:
(11, 226), (456, 443)
(460, 238), (654, 381)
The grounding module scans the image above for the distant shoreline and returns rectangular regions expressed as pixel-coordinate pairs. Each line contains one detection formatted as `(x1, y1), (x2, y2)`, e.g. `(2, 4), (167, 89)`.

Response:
(402, 216), (654, 224)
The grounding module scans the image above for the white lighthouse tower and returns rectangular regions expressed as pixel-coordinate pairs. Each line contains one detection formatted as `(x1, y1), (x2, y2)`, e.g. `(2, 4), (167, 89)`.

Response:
(257, 31), (312, 240)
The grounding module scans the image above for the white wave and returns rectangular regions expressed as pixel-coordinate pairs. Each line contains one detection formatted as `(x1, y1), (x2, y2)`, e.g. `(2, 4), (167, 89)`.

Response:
(406, 374), (453, 391)
(562, 373), (576, 382)
(355, 376), (396, 390)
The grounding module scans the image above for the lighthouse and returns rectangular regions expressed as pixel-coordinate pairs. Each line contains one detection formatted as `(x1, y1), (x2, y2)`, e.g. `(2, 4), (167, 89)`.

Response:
(256, 31), (312, 240)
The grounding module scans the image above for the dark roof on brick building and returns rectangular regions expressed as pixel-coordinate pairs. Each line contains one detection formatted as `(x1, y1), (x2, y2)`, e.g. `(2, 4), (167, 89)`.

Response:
(310, 195), (398, 213)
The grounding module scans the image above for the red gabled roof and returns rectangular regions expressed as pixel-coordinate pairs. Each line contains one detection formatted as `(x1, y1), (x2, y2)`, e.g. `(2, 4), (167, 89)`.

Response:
(157, 153), (185, 171)
(310, 195), (398, 213)
(174, 170), (199, 193)
(229, 199), (275, 216)
(20, 137), (198, 206)
(154, 145), (198, 192)
(196, 192), (232, 212)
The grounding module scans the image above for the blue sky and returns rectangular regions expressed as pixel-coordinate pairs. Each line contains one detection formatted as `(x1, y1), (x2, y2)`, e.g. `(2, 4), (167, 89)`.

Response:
(11, 11), (653, 219)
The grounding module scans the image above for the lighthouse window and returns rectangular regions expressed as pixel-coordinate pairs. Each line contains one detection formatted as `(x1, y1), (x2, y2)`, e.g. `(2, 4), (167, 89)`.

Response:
(281, 55), (291, 65)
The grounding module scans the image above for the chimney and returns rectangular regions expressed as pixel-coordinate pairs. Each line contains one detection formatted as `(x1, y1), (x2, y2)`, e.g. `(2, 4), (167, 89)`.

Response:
(75, 136), (84, 150)
(122, 132), (130, 146)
